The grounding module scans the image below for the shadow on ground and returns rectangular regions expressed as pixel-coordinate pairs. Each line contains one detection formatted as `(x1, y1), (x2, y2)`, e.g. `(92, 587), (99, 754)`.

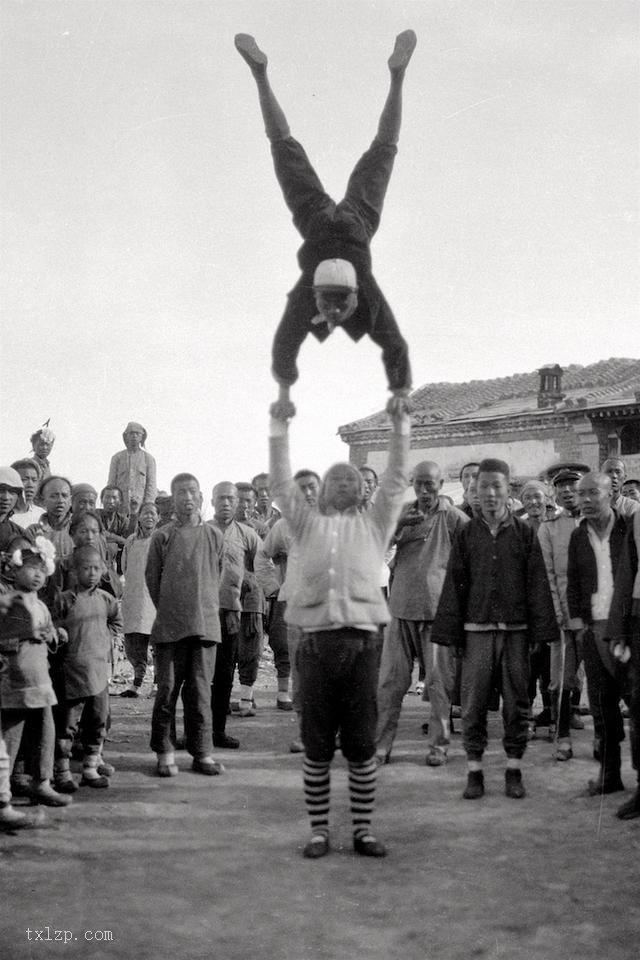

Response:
(2, 681), (639, 960)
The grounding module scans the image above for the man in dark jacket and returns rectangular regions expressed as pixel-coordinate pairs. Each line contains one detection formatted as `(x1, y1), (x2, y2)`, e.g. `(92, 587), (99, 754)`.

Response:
(606, 511), (640, 818)
(567, 472), (630, 796)
(432, 458), (559, 800)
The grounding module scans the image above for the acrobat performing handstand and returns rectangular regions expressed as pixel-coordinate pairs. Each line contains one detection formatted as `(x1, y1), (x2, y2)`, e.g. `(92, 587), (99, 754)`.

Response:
(234, 30), (417, 416)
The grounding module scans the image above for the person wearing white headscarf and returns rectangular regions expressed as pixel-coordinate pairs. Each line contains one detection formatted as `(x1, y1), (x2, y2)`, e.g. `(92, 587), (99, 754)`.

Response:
(107, 422), (157, 515)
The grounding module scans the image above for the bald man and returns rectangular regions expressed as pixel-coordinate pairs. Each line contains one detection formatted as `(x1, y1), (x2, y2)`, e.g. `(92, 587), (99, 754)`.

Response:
(269, 394), (409, 859)
(602, 458), (640, 518)
(567, 472), (632, 795)
(376, 461), (469, 765)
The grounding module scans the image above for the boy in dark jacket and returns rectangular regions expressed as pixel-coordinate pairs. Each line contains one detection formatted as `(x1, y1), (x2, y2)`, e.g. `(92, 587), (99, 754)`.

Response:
(432, 459), (559, 800)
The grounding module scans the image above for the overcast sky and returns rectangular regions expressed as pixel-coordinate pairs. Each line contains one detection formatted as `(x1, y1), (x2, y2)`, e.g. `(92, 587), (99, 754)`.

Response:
(1, 0), (638, 502)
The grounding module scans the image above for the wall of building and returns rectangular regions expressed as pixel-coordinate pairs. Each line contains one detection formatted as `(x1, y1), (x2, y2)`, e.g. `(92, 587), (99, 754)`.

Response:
(350, 416), (595, 479)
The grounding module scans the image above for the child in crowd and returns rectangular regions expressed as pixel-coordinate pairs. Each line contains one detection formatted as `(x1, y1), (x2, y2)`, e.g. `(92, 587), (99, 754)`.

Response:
(29, 475), (74, 562)
(47, 510), (122, 601)
(52, 545), (123, 791)
(120, 502), (158, 697)
(11, 459), (45, 529)
(0, 536), (71, 824)
(97, 486), (129, 574)
(234, 31), (416, 411)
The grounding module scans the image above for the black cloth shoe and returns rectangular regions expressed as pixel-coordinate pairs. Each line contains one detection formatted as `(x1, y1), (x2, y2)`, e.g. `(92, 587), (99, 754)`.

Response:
(505, 768), (526, 799)
(303, 836), (330, 859)
(463, 770), (484, 799)
(533, 708), (551, 728)
(353, 834), (387, 858)
(587, 775), (625, 796)
(53, 777), (79, 794)
(616, 788), (640, 820)
(212, 733), (240, 749)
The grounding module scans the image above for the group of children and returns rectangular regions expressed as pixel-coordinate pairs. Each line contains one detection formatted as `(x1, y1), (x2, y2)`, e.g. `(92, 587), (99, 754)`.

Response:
(0, 467), (159, 830)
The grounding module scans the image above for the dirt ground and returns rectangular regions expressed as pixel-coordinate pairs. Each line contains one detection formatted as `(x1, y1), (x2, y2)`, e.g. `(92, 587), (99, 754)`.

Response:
(2, 656), (639, 960)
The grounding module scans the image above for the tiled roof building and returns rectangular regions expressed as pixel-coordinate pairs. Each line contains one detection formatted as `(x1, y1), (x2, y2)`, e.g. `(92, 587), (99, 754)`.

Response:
(338, 358), (640, 481)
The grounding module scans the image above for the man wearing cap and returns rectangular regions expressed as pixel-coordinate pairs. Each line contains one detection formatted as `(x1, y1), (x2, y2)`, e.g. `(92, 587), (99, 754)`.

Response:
(10, 460), (45, 530)
(538, 467), (588, 760)
(71, 484), (98, 516)
(107, 422), (157, 516)
(154, 492), (174, 529)
(0, 468), (27, 552)
(234, 31), (415, 412)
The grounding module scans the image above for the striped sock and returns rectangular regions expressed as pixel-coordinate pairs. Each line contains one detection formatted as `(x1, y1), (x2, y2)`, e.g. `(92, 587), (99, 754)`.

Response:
(349, 759), (377, 840)
(302, 758), (331, 839)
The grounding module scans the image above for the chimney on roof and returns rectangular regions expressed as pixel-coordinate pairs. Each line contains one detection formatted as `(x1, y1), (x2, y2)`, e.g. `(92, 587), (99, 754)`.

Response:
(537, 364), (565, 409)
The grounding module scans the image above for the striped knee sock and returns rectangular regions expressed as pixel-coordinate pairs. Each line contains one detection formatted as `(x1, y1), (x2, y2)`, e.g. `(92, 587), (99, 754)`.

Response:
(348, 759), (377, 840)
(302, 758), (331, 838)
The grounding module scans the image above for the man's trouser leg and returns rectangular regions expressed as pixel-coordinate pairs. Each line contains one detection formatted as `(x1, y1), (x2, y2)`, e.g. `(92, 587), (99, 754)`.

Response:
(78, 689), (109, 757)
(423, 630), (456, 753)
(182, 641), (217, 759)
(288, 624), (302, 715)
(266, 600), (291, 687)
(124, 633), (150, 687)
(582, 622), (625, 780)
(150, 641), (187, 755)
(0, 729), (11, 805)
(628, 620), (640, 780)
(499, 631), (531, 760)
(342, 139), (397, 240)
(375, 618), (418, 757)
(270, 137), (334, 237)
(237, 614), (262, 687)
(461, 633), (498, 761)
(211, 612), (238, 737)
(299, 629), (379, 764)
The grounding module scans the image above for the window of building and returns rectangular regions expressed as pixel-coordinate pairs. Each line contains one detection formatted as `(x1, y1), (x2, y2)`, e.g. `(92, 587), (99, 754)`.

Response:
(607, 432), (621, 457)
(620, 421), (640, 456)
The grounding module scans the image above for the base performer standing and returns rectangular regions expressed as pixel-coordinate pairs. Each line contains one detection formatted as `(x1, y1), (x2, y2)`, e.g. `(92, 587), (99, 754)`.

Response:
(234, 30), (416, 411)
(269, 394), (409, 859)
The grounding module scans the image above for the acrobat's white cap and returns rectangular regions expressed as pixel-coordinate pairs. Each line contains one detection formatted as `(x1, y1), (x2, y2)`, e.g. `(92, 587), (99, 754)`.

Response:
(313, 259), (358, 290)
